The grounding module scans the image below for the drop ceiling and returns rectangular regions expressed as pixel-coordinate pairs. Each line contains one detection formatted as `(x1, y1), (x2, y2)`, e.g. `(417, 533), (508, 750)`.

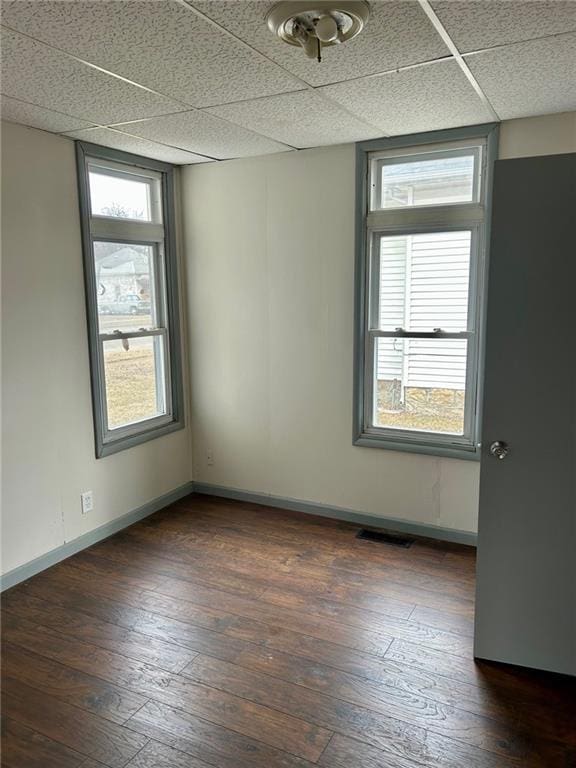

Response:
(1, 0), (575, 165)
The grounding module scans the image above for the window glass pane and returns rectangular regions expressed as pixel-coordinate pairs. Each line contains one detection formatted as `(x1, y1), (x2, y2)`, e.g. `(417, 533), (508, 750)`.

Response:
(374, 337), (467, 435)
(89, 170), (152, 221)
(378, 152), (476, 209)
(94, 242), (157, 333)
(378, 231), (471, 332)
(103, 336), (166, 430)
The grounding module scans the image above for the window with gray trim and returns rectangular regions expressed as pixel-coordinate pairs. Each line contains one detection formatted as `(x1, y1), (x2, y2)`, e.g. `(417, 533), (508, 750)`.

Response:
(354, 125), (498, 460)
(76, 142), (184, 458)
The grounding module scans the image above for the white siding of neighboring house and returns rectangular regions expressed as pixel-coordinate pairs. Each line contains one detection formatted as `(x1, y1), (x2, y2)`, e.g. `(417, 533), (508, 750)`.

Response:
(377, 236), (406, 383)
(377, 231), (470, 392)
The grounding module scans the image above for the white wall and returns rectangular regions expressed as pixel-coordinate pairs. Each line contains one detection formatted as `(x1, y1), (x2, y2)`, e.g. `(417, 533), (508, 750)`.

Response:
(1, 121), (192, 575)
(182, 144), (479, 533)
(499, 111), (576, 160)
(182, 111), (576, 535)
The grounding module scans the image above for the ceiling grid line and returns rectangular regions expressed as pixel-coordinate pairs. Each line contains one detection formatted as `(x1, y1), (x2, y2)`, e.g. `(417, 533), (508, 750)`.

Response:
(0, 93), (97, 128)
(13, 117), (219, 163)
(178, 54), (454, 111)
(0, 23), (185, 99)
(0, 90), (226, 161)
(323, 54), (454, 87)
(463, 28), (576, 59)
(75, 124), (221, 162)
(416, 0), (500, 122)
(0, 94), (220, 161)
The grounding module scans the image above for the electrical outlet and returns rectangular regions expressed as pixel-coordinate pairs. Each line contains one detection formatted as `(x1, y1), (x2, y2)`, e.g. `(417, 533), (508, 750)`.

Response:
(81, 490), (94, 515)
(207, 449), (214, 466)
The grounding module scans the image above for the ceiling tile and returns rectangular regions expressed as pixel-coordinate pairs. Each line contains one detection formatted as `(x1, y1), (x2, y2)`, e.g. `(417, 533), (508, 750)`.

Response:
(64, 127), (212, 165)
(466, 34), (576, 120)
(1, 95), (93, 133)
(111, 111), (291, 159)
(319, 60), (492, 135)
(0, 28), (183, 125)
(191, 0), (450, 86)
(1, 0), (303, 107)
(431, 1), (576, 54)
(206, 90), (382, 148)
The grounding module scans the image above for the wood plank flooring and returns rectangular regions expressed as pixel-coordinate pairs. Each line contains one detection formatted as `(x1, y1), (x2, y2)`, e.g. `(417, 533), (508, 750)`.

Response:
(2, 494), (575, 768)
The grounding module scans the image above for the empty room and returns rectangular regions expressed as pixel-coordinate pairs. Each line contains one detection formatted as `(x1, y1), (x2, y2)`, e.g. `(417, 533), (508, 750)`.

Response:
(1, 0), (575, 766)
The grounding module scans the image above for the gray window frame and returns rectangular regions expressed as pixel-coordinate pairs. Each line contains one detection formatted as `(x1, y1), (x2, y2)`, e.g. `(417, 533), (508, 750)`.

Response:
(76, 141), (184, 458)
(353, 124), (499, 461)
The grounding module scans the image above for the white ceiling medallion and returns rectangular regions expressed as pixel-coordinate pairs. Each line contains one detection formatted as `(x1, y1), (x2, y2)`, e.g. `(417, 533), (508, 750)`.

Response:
(266, 1), (370, 62)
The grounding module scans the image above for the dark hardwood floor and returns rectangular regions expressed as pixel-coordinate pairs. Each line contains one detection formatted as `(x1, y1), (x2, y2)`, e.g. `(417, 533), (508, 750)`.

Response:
(2, 493), (575, 768)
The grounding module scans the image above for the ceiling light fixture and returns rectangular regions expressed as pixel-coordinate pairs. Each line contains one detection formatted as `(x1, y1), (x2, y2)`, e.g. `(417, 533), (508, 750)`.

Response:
(266, 1), (370, 63)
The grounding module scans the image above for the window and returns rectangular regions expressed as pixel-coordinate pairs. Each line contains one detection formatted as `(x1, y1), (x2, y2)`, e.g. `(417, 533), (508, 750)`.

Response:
(76, 143), (184, 457)
(354, 125), (498, 459)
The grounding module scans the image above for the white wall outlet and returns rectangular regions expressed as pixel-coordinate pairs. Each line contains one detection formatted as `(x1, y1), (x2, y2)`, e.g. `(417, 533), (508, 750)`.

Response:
(207, 449), (214, 466)
(81, 490), (94, 515)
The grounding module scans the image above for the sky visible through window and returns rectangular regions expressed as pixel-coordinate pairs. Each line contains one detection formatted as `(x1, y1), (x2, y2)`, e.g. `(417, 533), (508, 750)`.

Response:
(89, 171), (150, 220)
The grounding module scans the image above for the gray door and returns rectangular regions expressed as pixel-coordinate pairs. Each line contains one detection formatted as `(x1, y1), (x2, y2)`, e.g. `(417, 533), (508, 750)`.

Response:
(474, 152), (576, 676)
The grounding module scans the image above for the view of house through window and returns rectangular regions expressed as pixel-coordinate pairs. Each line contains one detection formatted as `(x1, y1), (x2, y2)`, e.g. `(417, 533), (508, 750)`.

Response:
(377, 151), (478, 209)
(375, 230), (471, 435)
(356, 132), (493, 457)
(94, 241), (164, 430)
(78, 146), (182, 456)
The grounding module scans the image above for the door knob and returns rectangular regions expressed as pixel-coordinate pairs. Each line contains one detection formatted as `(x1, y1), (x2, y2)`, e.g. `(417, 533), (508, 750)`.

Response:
(490, 441), (509, 460)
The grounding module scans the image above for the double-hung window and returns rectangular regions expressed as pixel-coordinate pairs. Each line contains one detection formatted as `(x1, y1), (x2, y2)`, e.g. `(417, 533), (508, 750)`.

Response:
(354, 125), (498, 459)
(76, 143), (184, 457)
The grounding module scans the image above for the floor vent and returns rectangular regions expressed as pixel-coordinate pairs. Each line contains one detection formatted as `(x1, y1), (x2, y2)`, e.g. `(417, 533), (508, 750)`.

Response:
(356, 529), (414, 547)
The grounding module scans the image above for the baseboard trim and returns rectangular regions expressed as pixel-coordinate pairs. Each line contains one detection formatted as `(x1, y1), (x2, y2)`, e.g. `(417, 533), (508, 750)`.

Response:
(0, 481), (195, 592)
(2, 478), (476, 591)
(192, 482), (477, 546)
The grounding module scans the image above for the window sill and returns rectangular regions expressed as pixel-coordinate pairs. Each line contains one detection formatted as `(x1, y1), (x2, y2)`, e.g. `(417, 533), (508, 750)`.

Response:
(353, 432), (481, 461)
(97, 418), (184, 458)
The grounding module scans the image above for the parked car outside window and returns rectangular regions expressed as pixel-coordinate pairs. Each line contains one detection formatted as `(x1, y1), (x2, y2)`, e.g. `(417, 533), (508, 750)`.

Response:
(99, 294), (151, 315)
